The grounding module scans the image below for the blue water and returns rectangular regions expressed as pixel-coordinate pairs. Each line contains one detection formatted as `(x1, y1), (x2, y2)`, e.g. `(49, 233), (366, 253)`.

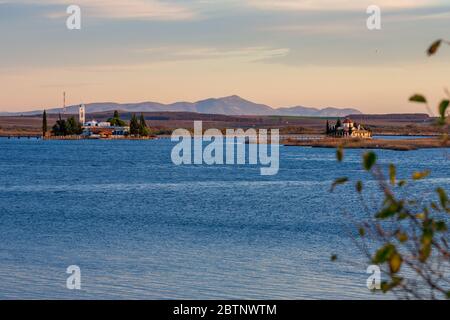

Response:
(0, 138), (449, 299)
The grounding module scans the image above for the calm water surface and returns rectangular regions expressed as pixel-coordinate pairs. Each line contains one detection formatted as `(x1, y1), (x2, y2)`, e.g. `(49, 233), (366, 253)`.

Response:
(0, 138), (449, 299)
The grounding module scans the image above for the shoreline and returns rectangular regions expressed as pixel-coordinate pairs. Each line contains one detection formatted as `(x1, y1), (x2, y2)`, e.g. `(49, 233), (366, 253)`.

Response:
(283, 137), (450, 151)
(0, 135), (158, 141)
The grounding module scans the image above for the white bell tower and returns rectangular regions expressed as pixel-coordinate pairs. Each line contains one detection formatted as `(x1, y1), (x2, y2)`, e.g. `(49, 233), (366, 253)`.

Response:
(79, 104), (86, 125)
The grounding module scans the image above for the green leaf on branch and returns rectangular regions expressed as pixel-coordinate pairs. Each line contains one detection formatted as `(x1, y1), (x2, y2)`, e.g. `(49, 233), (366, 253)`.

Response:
(373, 244), (396, 264)
(356, 181), (363, 193)
(409, 94), (427, 104)
(389, 164), (396, 186)
(381, 277), (403, 293)
(436, 188), (449, 210)
(412, 170), (430, 180)
(389, 253), (403, 274)
(363, 152), (377, 171)
(376, 199), (403, 219)
(336, 146), (344, 162)
(419, 243), (432, 263)
(419, 230), (433, 263)
(431, 202), (439, 211)
(377, 208), (396, 219)
(427, 39), (442, 56)
(358, 227), (366, 237)
(396, 231), (408, 243)
(435, 221), (448, 232)
(438, 99), (449, 125)
(416, 213), (426, 220)
(439, 100), (449, 119)
(380, 281), (390, 293)
(331, 177), (348, 192)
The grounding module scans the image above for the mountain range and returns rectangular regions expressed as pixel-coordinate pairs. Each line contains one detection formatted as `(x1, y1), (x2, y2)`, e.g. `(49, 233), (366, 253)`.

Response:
(0, 95), (361, 118)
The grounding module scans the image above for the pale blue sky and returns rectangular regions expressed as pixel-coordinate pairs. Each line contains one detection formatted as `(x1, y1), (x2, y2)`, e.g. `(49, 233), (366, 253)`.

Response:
(1, 0), (450, 113)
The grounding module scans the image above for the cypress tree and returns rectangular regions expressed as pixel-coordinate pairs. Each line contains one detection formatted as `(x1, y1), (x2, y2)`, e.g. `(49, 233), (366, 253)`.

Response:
(42, 110), (47, 137)
(108, 110), (126, 126)
(52, 114), (68, 136)
(66, 116), (82, 135)
(130, 114), (139, 135)
(139, 113), (149, 136)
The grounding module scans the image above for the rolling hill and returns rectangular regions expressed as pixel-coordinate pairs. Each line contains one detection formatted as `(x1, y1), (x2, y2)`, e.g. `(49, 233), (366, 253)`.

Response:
(0, 95), (361, 117)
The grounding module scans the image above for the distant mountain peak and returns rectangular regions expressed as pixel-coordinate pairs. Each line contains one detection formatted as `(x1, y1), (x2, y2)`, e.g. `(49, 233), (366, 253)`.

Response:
(3, 96), (362, 118)
(222, 94), (245, 100)
(197, 95), (245, 103)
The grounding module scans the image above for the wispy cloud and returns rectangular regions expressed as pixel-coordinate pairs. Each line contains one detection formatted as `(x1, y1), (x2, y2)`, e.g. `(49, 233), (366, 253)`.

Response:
(247, 0), (442, 11)
(136, 46), (290, 62)
(2, 0), (196, 20)
(259, 23), (359, 36)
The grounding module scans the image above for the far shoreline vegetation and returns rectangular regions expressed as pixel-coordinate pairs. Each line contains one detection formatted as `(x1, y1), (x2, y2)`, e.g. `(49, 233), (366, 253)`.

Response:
(0, 109), (448, 149)
(43, 110), (155, 140)
(284, 137), (450, 151)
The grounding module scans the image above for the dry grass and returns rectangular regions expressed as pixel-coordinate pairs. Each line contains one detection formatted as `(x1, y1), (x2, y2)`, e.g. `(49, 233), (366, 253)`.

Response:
(0, 112), (447, 137)
(283, 137), (450, 151)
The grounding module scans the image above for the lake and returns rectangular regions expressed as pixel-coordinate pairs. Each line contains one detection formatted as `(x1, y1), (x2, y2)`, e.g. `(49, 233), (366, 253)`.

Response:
(0, 138), (449, 299)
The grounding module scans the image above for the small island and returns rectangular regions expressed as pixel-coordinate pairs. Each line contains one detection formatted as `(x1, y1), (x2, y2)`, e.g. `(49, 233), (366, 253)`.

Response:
(326, 118), (372, 139)
(284, 118), (449, 151)
(43, 105), (154, 140)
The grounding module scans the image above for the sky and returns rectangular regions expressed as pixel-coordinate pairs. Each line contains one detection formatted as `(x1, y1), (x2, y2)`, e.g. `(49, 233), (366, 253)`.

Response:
(0, 0), (450, 114)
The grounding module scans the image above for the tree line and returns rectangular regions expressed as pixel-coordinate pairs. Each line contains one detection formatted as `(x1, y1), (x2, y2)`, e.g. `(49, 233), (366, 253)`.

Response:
(42, 110), (150, 137)
(326, 119), (346, 135)
(51, 114), (83, 136)
(325, 119), (368, 136)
